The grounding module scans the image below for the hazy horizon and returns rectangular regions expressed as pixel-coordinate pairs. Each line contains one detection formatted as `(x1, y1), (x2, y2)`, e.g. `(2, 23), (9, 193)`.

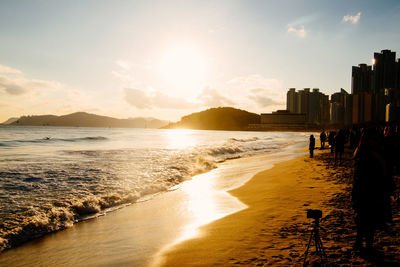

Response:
(1, 0), (400, 122)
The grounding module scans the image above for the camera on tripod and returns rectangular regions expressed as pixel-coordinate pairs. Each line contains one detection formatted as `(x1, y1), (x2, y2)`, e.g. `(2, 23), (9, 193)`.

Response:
(303, 209), (327, 266)
(306, 209), (322, 220)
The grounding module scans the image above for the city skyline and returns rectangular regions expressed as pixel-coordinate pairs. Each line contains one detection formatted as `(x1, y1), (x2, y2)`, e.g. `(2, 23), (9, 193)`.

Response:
(281, 49), (400, 128)
(1, 0), (400, 122)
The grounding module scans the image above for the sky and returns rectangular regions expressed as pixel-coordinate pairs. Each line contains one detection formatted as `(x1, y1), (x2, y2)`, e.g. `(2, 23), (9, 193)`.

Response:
(1, 0), (400, 122)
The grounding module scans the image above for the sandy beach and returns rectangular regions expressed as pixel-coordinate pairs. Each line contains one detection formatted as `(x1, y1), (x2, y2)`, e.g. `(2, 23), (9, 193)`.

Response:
(158, 149), (400, 266)
(1, 146), (399, 266)
(0, 144), (304, 266)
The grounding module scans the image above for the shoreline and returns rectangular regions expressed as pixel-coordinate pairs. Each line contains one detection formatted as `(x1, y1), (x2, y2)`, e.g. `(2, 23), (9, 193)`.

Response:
(0, 128), (307, 254)
(0, 143), (305, 266)
(158, 149), (400, 266)
(156, 152), (340, 266)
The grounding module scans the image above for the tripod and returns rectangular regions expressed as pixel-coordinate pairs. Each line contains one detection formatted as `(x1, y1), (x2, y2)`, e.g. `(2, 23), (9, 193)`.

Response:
(303, 217), (327, 266)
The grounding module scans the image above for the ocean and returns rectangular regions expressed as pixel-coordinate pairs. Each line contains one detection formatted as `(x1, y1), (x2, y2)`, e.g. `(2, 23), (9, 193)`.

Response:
(0, 126), (308, 252)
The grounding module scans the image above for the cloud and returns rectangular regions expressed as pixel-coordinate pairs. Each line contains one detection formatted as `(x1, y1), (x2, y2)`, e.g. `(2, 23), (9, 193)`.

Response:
(124, 88), (197, 109)
(343, 12), (361, 24)
(225, 74), (286, 112)
(0, 64), (22, 74)
(124, 73), (287, 115)
(227, 75), (284, 92)
(197, 87), (235, 107)
(115, 59), (132, 70)
(111, 70), (133, 83)
(111, 59), (151, 89)
(0, 63), (62, 95)
(248, 88), (284, 107)
(287, 25), (307, 38)
(0, 76), (27, 95)
(0, 75), (62, 95)
(112, 60), (135, 82)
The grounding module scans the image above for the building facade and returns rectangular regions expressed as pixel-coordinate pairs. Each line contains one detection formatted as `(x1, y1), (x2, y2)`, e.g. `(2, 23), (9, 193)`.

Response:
(352, 64), (373, 95)
(276, 50), (400, 129)
(285, 88), (329, 126)
(286, 88), (298, 113)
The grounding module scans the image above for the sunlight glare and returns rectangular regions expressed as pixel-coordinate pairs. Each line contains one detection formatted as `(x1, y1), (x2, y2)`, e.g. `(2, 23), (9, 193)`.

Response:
(178, 171), (240, 242)
(165, 129), (196, 149)
(159, 45), (205, 90)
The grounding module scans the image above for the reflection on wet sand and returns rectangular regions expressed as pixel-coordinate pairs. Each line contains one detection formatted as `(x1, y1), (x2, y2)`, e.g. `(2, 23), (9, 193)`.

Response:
(174, 170), (246, 244)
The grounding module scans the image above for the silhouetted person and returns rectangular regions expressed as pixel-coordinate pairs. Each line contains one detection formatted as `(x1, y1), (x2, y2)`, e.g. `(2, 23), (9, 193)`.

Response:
(393, 124), (400, 174)
(349, 128), (358, 149)
(352, 128), (395, 252)
(334, 130), (345, 165)
(328, 131), (336, 153)
(320, 131), (327, 149)
(309, 135), (315, 158)
(383, 125), (396, 179)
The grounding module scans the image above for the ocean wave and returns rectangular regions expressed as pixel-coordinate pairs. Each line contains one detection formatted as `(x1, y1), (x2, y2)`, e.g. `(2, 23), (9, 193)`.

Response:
(0, 130), (308, 253)
(0, 151), (222, 253)
(60, 136), (108, 142)
(229, 137), (259, 142)
(208, 146), (243, 156)
(0, 206), (75, 252)
(3, 136), (108, 145)
(0, 192), (141, 252)
(191, 156), (217, 175)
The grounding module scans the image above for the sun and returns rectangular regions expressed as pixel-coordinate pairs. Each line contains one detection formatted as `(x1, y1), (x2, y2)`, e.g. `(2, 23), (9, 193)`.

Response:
(159, 45), (205, 92)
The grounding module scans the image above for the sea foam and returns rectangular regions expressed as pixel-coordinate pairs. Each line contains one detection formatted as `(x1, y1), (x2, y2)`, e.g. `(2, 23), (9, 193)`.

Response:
(0, 127), (308, 252)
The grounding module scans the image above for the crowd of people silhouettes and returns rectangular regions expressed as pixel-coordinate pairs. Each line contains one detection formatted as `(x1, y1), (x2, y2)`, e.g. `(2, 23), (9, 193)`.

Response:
(309, 124), (398, 254)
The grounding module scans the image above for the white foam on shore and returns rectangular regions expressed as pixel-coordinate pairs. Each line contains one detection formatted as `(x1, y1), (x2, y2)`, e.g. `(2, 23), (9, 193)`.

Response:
(0, 128), (309, 252)
(151, 142), (306, 266)
(0, 141), (306, 267)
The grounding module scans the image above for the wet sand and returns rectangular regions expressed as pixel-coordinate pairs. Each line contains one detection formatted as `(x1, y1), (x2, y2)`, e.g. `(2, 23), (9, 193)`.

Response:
(3, 147), (399, 266)
(159, 150), (400, 266)
(0, 147), (303, 266)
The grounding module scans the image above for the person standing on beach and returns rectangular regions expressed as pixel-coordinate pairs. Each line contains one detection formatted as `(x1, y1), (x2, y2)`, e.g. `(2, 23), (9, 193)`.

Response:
(334, 130), (345, 165)
(309, 135), (315, 158)
(352, 128), (395, 252)
(320, 130), (327, 149)
(328, 131), (336, 153)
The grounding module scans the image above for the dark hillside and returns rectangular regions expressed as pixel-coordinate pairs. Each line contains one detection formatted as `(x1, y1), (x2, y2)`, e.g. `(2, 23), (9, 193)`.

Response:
(9, 112), (168, 128)
(163, 107), (260, 130)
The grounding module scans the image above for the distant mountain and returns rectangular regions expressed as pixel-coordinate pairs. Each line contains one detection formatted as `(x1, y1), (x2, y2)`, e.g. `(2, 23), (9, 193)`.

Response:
(8, 112), (169, 128)
(163, 107), (260, 130)
(1, 117), (19, 125)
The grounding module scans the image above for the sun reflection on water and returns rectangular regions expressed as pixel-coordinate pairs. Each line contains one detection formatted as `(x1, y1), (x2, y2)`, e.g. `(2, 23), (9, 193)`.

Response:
(162, 129), (247, 243)
(164, 129), (196, 150)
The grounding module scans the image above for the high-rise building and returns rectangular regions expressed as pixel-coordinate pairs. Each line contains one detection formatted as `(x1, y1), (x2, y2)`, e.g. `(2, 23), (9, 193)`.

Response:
(373, 49), (397, 93)
(308, 88), (321, 124)
(389, 59), (400, 121)
(370, 50), (397, 122)
(282, 50), (400, 126)
(331, 102), (343, 125)
(308, 88), (330, 125)
(285, 88), (330, 126)
(352, 92), (372, 124)
(297, 88), (310, 116)
(351, 64), (373, 94)
(349, 50), (400, 123)
(396, 60), (400, 90)
(286, 88), (298, 113)
(344, 93), (353, 126)
(330, 89), (349, 126)
(321, 94), (330, 125)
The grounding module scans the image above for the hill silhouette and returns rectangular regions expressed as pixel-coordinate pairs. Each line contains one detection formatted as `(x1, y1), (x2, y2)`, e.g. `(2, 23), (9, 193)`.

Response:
(163, 107), (260, 130)
(8, 112), (168, 128)
(1, 117), (19, 125)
